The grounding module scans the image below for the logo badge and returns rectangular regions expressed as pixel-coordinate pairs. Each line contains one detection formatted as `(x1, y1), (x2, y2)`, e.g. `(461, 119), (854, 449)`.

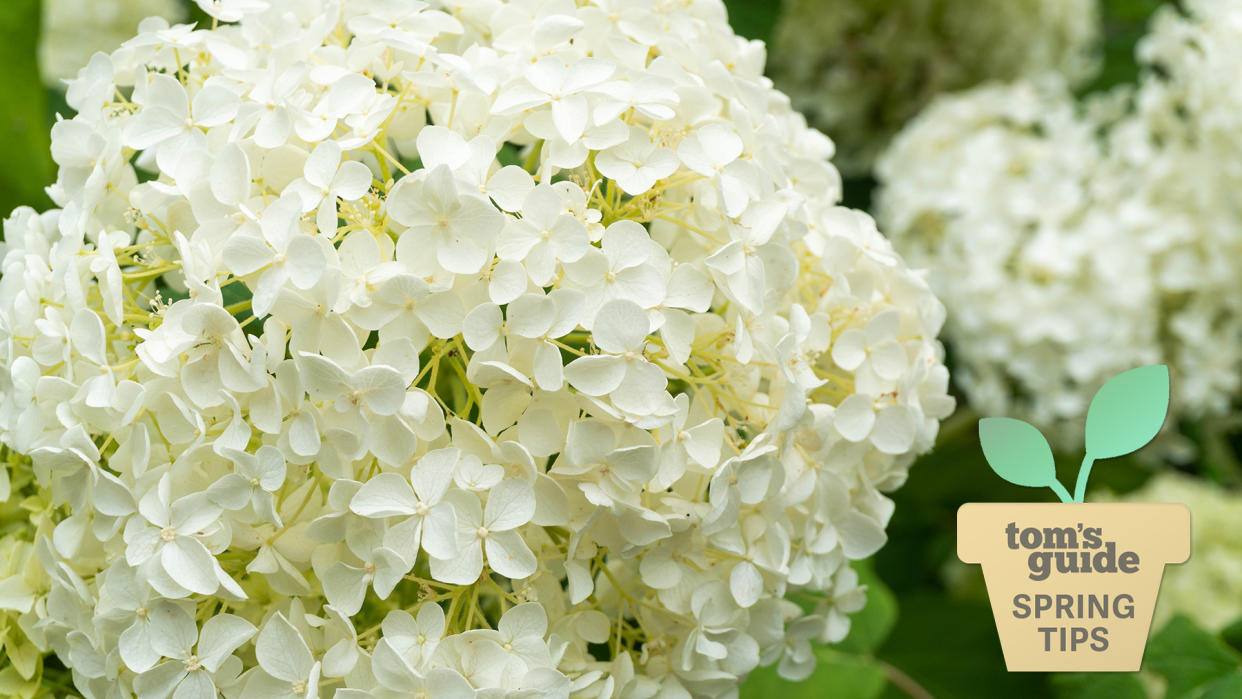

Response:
(957, 365), (1191, 671)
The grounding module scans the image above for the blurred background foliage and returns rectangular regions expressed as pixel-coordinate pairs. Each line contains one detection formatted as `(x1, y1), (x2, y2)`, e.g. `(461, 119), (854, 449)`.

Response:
(0, 0), (53, 217)
(2, 0), (1238, 697)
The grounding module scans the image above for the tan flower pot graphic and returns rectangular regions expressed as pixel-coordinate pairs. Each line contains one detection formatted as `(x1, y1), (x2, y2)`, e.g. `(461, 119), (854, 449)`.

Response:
(959, 502), (1189, 671)
(958, 366), (1193, 671)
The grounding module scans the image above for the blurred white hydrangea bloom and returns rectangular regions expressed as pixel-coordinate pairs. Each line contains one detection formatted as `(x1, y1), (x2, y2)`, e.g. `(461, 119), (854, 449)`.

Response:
(876, 0), (1242, 448)
(39, 0), (185, 86)
(767, 0), (1100, 174)
(875, 78), (1159, 445)
(1129, 0), (1242, 416)
(0, 0), (953, 696)
(1098, 473), (1242, 633)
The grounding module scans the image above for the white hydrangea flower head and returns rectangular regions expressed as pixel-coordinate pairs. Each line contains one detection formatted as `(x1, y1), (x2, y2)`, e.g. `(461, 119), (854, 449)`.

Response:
(1129, 0), (1242, 415)
(876, 0), (1242, 449)
(39, 0), (186, 86)
(767, 0), (1101, 174)
(0, 1), (953, 696)
(1097, 473), (1242, 633)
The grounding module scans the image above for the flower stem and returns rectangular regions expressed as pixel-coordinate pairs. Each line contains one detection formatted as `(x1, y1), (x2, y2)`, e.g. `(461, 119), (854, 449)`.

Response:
(879, 660), (934, 699)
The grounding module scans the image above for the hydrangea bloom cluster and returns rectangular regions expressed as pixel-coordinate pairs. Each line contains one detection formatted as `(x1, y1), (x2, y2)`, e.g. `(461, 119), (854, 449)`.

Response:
(0, 1), (953, 696)
(39, 0), (185, 85)
(875, 0), (1242, 448)
(766, 0), (1100, 175)
(1098, 473), (1242, 633)
(1120, 0), (1242, 430)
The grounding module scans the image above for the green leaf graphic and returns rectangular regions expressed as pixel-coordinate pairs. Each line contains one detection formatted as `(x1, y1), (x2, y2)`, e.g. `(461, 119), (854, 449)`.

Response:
(1084, 365), (1169, 459)
(978, 417), (1058, 489)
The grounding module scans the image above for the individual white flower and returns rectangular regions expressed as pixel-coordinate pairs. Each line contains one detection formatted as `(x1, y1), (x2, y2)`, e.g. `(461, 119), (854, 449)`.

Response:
(497, 184), (590, 285)
(492, 56), (615, 144)
(812, 563), (869, 643)
(287, 601), (361, 680)
(387, 165), (506, 275)
(296, 352), (436, 467)
(287, 141), (375, 236)
(220, 193), (328, 316)
(564, 299), (675, 420)
(97, 563), (192, 674)
(679, 581), (745, 667)
(832, 392), (920, 456)
(377, 602), (446, 671)
(431, 479), (537, 584)
(493, 602), (554, 668)
(207, 446), (288, 526)
(365, 610), (469, 696)
(349, 448), (460, 561)
(133, 608), (256, 699)
(777, 615), (824, 682)
(135, 300), (266, 409)
(124, 479), (239, 599)
(124, 73), (242, 172)
(347, 270), (465, 348)
(317, 538), (409, 617)
(652, 394), (724, 491)
(551, 419), (658, 512)
(594, 127), (680, 196)
(831, 310), (908, 384)
(562, 220), (669, 316)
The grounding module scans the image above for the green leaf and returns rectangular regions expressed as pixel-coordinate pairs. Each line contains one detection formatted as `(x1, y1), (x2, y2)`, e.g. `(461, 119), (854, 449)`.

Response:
(739, 647), (886, 699)
(1146, 615), (1242, 699)
(1052, 672), (1146, 699)
(1084, 365), (1169, 459)
(1196, 672), (1242, 699)
(0, 0), (53, 216)
(978, 417), (1059, 488)
(1220, 615), (1242, 654)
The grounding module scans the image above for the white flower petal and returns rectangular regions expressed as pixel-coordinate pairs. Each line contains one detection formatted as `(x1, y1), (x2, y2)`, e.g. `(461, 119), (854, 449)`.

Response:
(430, 542), (483, 585)
(729, 561), (763, 608)
(198, 614), (256, 674)
(161, 538), (220, 596)
(351, 472), (419, 517)
(484, 530), (537, 579)
(463, 303), (503, 351)
(484, 479), (536, 531)
(564, 355), (626, 396)
(833, 394), (876, 442)
(421, 503), (459, 560)
(256, 612), (313, 682)
(592, 299), (649, 353)
(872, 404), (917, 455)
